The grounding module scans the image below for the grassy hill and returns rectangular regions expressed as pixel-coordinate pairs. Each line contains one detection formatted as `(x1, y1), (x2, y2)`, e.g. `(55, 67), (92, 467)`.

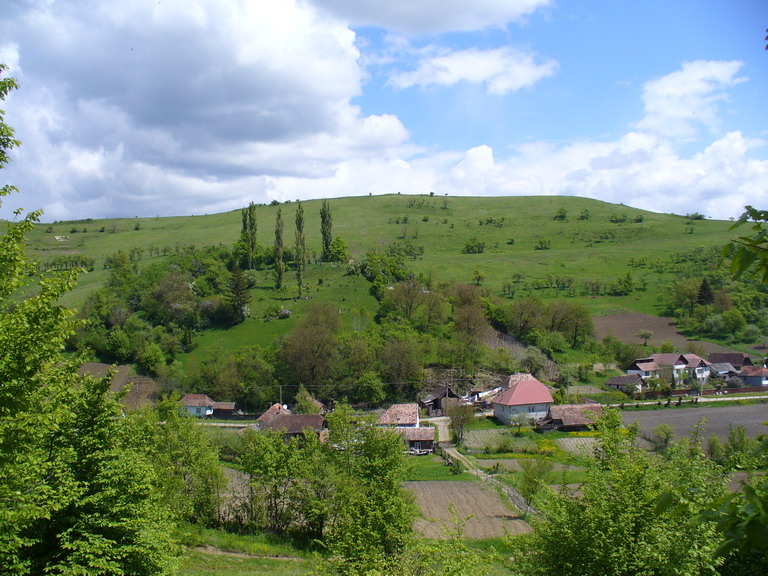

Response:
(22, 194), (737, 361)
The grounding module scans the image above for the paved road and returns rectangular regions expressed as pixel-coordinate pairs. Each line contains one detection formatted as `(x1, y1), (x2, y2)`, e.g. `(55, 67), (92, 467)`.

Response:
(621, 403), (768, 440)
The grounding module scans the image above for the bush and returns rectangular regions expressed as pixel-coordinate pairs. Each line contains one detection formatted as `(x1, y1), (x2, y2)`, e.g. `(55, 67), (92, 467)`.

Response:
(462, 237), (485, 254)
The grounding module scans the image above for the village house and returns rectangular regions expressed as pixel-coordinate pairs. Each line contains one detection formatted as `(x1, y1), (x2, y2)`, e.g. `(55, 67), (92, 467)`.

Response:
(180, 393), (236, 418)
(538, 403), (602, 432)
(604, 374), (645, 394)
(492, 373), (554, 423)
(256, 402), (291, 424)
(379, 403), (436, 452)
(627, 353), (711, 385)
(397, 426), (436, 453)
(260, 413), (328, 443)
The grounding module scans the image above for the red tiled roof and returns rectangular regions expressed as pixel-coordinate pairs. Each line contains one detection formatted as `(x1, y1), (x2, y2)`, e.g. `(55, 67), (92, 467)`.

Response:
(181, 393), (215, 407)
(378, 403), (419, 426)
(492, 374), (553, 406)
(739, 366), (768, 377)
(263, 414), (325, 435)
(257, 402), (291, 423)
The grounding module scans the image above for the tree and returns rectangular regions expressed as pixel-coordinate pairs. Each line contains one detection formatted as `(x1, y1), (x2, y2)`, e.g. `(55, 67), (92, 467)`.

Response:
(516, 459), (554, 510)
(295, 200), (307, 296)
(282, 301), (341, 391)
(508, 412), (532, 436)
(294, 383), (321, 414)
(225, 266), (251, 324)
(320, 198), (332, 261)
(239, 201), (258, 270)
(516, 409), (726, 576)
(724, 206), (768, 283)
(635, 329), (654, 346)
(0, 65), (177, 574)
(446, 404), (474, 444)
(274, 208), (285, 289)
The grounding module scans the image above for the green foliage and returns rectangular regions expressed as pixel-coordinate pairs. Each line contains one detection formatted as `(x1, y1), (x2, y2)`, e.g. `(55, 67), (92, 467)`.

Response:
(724, 206), (768, 284)
(274, 208), (285, 289)
(514, 409), (727, 576)
(295, 200), (307, 297)
(0, 72), (179, 574)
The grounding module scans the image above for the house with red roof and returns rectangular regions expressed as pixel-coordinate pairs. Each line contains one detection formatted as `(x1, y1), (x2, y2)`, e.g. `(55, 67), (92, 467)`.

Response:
(378, 403), (419, 427)
(492, 373), (554, 423)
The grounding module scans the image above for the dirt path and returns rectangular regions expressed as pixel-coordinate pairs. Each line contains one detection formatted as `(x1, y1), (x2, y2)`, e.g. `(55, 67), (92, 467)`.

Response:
(193, 545), (303, 561)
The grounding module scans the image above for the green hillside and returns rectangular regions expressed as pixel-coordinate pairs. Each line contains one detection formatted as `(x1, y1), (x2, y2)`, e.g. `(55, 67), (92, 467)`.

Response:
(29, 195), (732, 300)
(21, 194), (739, 364)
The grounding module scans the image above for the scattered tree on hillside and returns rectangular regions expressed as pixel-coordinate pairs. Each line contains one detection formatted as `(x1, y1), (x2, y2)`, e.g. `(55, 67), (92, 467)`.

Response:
(274, 208), (285, 290)
(225, 266), (251, 324)
(295, 200), (307, 297)
(320, 198), (332, 261)
(238, 201), (258, 269)
(635, 329), (653, 346)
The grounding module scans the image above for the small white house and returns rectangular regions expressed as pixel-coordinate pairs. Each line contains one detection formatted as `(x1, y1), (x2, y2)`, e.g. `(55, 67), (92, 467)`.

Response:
(492, 373), (554, 423)
(180, 393), (215, 417)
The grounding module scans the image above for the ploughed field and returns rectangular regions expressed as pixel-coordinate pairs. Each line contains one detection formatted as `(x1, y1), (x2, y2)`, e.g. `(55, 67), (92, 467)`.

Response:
(403, 481), (530, 539)
(593, 311), (738, 354)
(622, 404), (768, 440)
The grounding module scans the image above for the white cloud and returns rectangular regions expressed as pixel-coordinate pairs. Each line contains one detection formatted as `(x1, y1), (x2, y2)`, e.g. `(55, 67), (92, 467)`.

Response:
(390, 47), (558, 94)
(635, 60), (746, 140)
(312, 0), (552, 35)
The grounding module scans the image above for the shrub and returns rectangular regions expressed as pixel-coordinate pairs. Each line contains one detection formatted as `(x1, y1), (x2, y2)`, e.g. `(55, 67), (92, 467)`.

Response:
(462, 237), (485, 254)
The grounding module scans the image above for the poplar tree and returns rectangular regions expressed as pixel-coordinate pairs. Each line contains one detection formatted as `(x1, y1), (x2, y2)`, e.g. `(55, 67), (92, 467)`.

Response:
(239, 202), (258, 269)
(274, 208), (285, 289)
(321, 198), (332, 261)
(295, 200), (306, 297)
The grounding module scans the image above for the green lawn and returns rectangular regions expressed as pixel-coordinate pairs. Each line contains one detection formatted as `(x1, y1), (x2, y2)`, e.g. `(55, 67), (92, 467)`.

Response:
(404, 454), (476, 482)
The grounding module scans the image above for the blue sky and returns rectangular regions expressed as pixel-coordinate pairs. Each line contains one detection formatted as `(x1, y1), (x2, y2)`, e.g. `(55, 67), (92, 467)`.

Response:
(0, 0), (766, 220)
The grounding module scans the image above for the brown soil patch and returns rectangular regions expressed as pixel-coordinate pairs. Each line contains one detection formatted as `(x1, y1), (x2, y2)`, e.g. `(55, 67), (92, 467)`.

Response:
(593, 312), (736, 354)
(403, 481), (530, 539)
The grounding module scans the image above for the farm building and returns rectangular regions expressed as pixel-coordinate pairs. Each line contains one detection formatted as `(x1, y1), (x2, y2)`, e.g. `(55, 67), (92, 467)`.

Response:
(180, 393), (236, 418)
(419, 383), (460, 415)
(738, 366), (768, 387)
(378, 403), (419, 427)
(708, 353), (754, 371)
(492, 373), (554, 423)
(538, 403), (602, 432)
(605, 374), (645, 394)
(397, 426), (435, 453)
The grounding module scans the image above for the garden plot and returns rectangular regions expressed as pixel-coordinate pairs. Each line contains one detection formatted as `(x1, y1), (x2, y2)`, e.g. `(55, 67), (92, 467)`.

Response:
(404, 481), (530, 539)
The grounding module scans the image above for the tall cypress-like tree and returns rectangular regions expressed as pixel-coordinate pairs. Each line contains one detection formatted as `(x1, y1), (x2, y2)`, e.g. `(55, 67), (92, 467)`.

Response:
(226, 266), (251, 324)
(295, 200), (306, 297)
(239, 202), (257, 270)
(274, 208), (285, 290)
(320, 199), (332, 261)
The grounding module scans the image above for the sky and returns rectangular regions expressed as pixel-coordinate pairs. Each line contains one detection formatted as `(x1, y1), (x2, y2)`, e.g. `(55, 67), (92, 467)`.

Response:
(0, 0), (767, 221)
